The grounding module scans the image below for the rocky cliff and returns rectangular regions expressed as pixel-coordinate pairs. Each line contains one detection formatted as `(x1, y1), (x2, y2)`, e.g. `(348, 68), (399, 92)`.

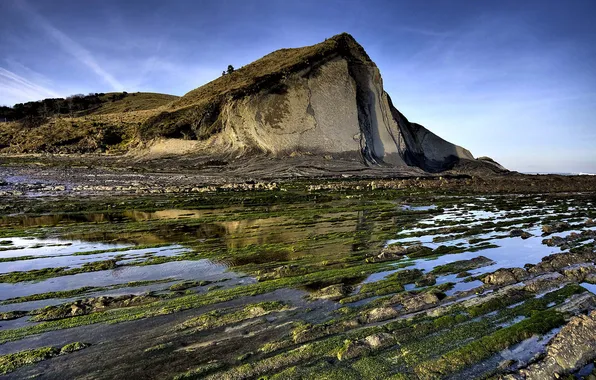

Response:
(140, 33), (492, 173)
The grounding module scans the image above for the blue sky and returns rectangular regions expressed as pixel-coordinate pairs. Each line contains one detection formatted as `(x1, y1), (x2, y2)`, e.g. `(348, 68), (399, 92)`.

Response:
(1, 0), (595, 173)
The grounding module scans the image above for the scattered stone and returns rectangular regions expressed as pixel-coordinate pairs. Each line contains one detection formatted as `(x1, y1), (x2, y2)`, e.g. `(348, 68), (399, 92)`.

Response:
(541, 222), (570, 235)
(523, 272), (566, 293)
(395, 291), (443, 313)
(360, 307), (399, 323)
(309, 284), (350, 301)
(415, 274), (437, 287)
(561, 263), (596, 282)
(482, 268), (528, 286)
(510, 229), (532, 239)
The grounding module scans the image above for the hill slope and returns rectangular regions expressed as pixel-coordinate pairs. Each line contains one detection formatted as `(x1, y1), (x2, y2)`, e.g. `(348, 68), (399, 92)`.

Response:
(140, 33), (487, 172)
(0, 92), (178, 153)
(82, 92), (179, 115)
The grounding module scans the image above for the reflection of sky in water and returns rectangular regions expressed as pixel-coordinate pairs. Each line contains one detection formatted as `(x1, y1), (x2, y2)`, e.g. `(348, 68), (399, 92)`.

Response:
(364, 199), (593, 294)
(401, 205), (437, 211)
(0, 237), (128, 259)
(0, 245), (188, 273)
(581, 282), (596, 294)
(0, 259), (243, 299)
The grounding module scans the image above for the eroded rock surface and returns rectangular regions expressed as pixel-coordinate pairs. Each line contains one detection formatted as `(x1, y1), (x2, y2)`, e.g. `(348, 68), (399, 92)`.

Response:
(503, 311), (596, 379)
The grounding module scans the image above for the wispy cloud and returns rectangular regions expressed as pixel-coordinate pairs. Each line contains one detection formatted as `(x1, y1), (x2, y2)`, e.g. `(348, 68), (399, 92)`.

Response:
(399, 26), (452, 38)
(0, 66), (60, 105)
(16, 0), (123, 91)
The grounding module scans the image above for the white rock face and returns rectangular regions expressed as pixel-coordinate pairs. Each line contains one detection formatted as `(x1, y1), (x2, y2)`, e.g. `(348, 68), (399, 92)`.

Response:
(208, 55), (473, 171)
(214, 58), (364, 157)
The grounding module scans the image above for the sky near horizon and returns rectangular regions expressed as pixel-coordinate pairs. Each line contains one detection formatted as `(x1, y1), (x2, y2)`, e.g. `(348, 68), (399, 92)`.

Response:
(0, 0), (594, 173)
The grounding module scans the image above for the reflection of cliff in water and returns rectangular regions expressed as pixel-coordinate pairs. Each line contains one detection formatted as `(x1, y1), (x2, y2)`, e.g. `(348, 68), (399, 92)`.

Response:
(63, 214), (293, 250)
(352, 210), (373, 252)
(0, 213), (128, 227)
(0, 208), (243, 228)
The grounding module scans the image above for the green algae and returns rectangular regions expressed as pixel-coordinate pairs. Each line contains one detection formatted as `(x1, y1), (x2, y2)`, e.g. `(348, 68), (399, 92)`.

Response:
(177, 301), (289, 331)
(0, 279), (174, 305)
(415, 310), (565, 378)
(0, 342), (89, 375)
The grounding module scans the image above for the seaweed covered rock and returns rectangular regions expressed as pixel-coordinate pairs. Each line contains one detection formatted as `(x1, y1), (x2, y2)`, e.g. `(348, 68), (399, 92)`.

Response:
(31, 294), (159, 321)
(309, 284), (351, 301)
(510, 229), (532, 239)
(360, 307), (399, 323)
(541, 222), (570, 235)
(482, 268), (528, 286)
(504, 311), (596, 379)
(391, 290), (445, 313)
(337, 333), (396, 361)
(528, 250), (596, 274)
(561, 263), (596, 282)
(523, 272), (566, 293)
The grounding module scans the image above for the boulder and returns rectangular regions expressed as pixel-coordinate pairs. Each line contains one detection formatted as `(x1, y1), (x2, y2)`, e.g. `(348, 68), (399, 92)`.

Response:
(541, 222), (570, 235)
(510, 229), (532, 239)
(361, 307), (399, 323)
(396, 291), (443, 312)
(523, 272), (566, 293)
(482, 268), (528, 286)
(364, 332), (395, 349)
(415, 274), (437, 287)
(309, 284), (350, 301)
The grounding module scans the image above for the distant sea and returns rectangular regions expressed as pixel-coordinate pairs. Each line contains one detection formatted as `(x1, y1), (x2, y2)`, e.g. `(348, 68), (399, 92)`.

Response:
(523, 172), (596, 176)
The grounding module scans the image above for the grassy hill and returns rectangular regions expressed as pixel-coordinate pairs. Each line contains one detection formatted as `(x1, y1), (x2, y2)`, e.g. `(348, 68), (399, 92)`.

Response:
(139, 33), (371, 140)
(0, 92), (178, 154)
(80, 92), (179, 116)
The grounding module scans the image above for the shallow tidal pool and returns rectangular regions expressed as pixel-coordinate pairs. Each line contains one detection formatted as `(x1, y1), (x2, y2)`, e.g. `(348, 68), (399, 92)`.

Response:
(0, 190), (595, 379)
